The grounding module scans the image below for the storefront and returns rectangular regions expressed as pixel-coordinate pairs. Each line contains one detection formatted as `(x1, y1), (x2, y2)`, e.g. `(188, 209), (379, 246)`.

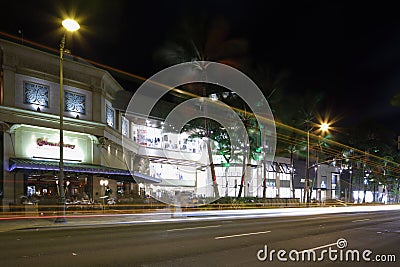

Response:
(9, 158), (133, 202)
(4, 124), (160, 209)
(131, 123), (202, 153)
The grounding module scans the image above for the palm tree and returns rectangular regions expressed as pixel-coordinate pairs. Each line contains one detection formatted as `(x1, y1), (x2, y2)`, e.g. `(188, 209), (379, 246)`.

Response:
(183, 118), (232, 198)
(340, 119), (400, 203)
(154, 16), (249, 71)
(154, 16), (250, 198)
(252, 65), (290, 199)
(271, 89), (325, 203)
(235, 108), (255, 198)
(214, 131), (233, 197)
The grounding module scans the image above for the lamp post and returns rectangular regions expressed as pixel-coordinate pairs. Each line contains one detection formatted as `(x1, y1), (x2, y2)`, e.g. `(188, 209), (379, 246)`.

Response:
(100, 179), (109, 195)
(99, 179), (109, 212)
(55, 19), (80, 223)
(304, 122), (330, 205)
(304, 130), (310, 204)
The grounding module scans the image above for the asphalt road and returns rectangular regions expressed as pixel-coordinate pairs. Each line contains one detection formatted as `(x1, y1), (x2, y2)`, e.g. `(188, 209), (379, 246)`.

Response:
(0, 210), (399, 267)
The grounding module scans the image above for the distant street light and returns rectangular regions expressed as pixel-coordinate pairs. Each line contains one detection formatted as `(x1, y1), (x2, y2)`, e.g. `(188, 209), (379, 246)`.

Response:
(320, 122), (329, 132)
(100, 179), (109, 198)
(55, 18), (80, 223)
(100, 179), (109, 211)
(304, 122), (331, 205)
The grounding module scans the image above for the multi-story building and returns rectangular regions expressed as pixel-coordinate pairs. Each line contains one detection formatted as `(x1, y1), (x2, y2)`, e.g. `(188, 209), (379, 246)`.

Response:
(0, 38), (160, 211)
(0, 38), (343, 211)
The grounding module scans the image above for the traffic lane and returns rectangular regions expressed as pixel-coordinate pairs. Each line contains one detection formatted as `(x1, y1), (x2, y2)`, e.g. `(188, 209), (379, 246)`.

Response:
(0, 211), (398, 267)
(250, 216), (400, 267)
(0, 212), (397, 262)
(0, 210), (399, 267)
(0, 210), (391, 255)
(142, 211), (400, 266)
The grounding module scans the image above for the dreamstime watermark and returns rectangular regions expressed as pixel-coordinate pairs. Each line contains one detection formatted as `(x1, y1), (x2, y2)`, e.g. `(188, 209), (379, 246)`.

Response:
(257, 238), (397, 263)
(122, 61), (276, 207)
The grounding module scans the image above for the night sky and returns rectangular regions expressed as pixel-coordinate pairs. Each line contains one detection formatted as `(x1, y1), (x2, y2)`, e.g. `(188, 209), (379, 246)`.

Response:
(1, 0), (400, 133)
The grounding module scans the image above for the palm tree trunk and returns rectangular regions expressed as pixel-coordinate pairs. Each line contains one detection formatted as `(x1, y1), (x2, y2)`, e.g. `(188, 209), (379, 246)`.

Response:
(237, 139), (248, 198)
(373, 183), (376, 202)
(290, 147), (295, 198)
(206, 137), (219, 198)
(309, 152), (319, 202)
(309, 166), (317, 202)
(262, 148), (267, 199)
(349, 170), (353, 203)
(362, 184), (367, 203)
(262, 138), (268, 199)
(225, 166), (229, 197)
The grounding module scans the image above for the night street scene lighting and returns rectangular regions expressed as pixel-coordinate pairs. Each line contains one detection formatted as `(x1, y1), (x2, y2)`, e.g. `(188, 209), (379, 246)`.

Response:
(0, 1), (399, 267)
(54, 18), (80, 223)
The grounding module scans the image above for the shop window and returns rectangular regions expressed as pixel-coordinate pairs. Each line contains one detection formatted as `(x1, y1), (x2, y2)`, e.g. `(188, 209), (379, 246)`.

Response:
(106, 104), (115, 127)
(117, 181), (124, 196)
(122, 117), (129, 136)
(27, 186), (36, 197)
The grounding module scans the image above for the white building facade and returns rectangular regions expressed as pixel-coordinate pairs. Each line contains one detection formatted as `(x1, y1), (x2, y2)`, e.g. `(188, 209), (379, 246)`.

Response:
(0, 39), (347, 211)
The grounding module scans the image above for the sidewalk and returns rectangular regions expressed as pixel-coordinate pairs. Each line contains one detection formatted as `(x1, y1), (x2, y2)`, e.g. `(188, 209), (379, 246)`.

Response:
(0, 208), (179, 232)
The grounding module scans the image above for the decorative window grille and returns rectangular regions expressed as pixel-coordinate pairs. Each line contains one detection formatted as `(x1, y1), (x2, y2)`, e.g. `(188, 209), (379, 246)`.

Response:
(65, 91), (86, 114)
(106, 105), (115, 127)
(24, 82), (49, 107)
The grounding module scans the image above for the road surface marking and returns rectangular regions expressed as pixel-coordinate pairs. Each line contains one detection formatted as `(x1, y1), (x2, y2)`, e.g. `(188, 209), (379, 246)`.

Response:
(298, 216), (333, 221)
(299, 242), (337, 253)
(167, 225), (221, 232)
(352, 218), (370, 223)
(215, 230), (271, 239)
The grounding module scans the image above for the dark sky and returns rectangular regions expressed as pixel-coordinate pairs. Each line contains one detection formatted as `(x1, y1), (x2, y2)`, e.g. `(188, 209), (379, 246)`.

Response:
(1, 0), (400, 133)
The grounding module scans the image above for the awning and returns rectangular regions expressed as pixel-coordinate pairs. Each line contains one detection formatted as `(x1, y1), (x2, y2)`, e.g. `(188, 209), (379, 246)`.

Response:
(9, 158), (161, 183)
(132, 171), (162, 184)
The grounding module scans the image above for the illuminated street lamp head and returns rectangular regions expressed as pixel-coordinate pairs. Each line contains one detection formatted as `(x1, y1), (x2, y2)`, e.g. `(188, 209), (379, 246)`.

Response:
(62, 19), (80, 32)
(320, 122), (329, 132)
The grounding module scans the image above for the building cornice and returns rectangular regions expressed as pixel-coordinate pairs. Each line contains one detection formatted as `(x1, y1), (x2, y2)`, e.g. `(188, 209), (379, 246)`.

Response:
(0, 105), (105, 135)
(0, 38), (126, 97)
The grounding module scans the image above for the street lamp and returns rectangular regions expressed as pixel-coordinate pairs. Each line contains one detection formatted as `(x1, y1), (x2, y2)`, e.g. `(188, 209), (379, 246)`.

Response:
(100, 179), (109, 196)
(320, 122), (329, 132)
(55, 18), (80, 223)
(99, 179), (109, 212)
(304, 122), (330, 205)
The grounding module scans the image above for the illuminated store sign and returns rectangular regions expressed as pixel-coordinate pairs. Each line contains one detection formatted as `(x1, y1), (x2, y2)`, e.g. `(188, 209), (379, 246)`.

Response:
(36, 138), (76, 149)
(14, 125), (93, 163)
(30, 136), (84, 161)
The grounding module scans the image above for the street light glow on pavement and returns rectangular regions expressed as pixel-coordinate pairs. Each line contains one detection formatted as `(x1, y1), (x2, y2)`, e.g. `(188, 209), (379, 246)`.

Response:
(1, 205), (400, 232)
